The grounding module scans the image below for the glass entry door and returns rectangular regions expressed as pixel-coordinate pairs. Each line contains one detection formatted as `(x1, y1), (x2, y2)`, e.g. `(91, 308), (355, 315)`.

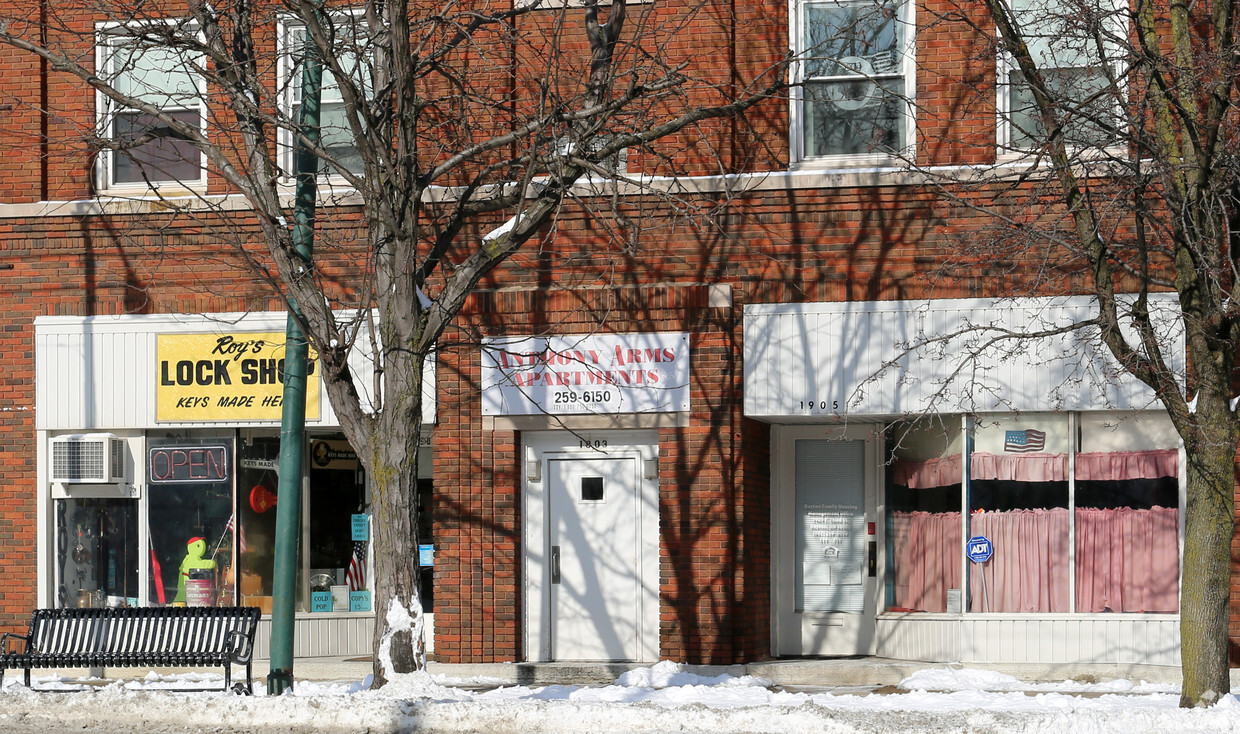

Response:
(775, 426), (879, 656)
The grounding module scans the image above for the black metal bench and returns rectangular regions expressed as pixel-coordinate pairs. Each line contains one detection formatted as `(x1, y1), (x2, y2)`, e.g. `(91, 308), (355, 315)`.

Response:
(0, 606), (261, 693)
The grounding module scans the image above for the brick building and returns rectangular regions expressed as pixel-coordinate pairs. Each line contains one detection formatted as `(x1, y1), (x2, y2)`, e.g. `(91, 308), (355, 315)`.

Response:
(0, 0), (1212, 670)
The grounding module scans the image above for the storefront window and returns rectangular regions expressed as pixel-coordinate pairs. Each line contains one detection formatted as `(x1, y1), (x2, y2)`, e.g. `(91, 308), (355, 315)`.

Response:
(1074, 413), (1179, 613)
(51, 429), (378, 615)
(235, 433), (370, 614)
(968, 416), (1070, 613)
(886, 412), (1179, 615)
(56, 497), (139, 608)
(308, 437), (368, 610)
(887, 420), (963, 613)
(417, 475), (434, 611)
(237, 434), (282, 613)
(148, 435), (235, 607)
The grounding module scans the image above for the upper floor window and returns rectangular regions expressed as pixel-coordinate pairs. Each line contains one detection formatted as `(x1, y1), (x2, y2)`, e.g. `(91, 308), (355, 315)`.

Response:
(96, 27), (205, 190)
(997, 0), (1126, 151)
(280, 17), (370, 179)
(791, 0), (913, 164)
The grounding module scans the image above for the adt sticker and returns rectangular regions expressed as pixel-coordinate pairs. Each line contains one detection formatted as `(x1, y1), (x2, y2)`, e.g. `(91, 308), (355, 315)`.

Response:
(967, 535), (994, 563)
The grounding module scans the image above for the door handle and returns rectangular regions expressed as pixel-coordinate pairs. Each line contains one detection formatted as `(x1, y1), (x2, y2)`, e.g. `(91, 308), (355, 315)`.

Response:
(551, 545), (560, 584)
(868, 541), (877, 577)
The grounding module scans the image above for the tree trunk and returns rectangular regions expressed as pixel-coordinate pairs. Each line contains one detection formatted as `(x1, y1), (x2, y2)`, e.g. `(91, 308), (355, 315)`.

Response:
(1179, 423), (1236, 706)
(367, 426), (424, 687)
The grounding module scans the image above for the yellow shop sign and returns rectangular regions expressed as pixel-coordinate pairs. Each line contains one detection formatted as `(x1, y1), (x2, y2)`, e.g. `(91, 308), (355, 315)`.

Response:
(156, 332), (320, 422)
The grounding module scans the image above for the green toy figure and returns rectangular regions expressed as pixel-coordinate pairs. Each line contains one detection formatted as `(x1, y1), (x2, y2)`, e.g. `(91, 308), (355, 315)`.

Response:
(172, 537), (216, 606)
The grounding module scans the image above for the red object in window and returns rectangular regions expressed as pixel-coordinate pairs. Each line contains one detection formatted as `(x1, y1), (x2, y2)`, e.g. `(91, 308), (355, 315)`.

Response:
(250, 485), (278, 514)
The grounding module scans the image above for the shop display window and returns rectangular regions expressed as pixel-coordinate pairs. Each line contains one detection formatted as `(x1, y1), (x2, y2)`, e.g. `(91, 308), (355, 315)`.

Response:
(1074, 415), (1179, 613)
(887, 420), (963, 613)
(307, 436), (369, 611)
(236, 433), (370, 614)
(51, 429), (379, 614)
(147, 435), (236, 607)
(968, 415), (1071, 612)
(237, 434), (283, 613)
(56, 497), (139, 608)
(886, 412), (1180, 615)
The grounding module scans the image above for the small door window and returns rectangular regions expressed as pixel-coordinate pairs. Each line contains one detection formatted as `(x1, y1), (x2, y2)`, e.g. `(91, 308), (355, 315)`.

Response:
(580, 476), (604, 502)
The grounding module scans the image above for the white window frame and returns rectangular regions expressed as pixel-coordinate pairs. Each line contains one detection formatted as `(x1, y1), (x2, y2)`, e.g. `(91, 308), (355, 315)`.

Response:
(95, 22), (206, 192)
(995, 0), (1128, 154)
(789, 0), (916, 167)
(277, 12), (370, 183)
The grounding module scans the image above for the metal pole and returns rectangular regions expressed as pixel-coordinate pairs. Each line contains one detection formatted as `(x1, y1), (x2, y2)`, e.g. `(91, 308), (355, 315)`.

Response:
(267, 19), (322, 696)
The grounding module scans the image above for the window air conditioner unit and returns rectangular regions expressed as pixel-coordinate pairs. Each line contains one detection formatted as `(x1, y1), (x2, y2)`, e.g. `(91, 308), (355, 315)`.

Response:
(50, 434), (128, 484)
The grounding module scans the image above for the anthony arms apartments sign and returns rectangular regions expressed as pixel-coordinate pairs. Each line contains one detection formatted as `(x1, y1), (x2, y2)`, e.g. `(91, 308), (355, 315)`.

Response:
(481, 333), (690, 416)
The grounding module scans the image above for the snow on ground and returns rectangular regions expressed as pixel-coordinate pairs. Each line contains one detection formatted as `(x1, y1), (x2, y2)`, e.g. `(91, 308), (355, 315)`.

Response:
(1, 660), (1238, 733)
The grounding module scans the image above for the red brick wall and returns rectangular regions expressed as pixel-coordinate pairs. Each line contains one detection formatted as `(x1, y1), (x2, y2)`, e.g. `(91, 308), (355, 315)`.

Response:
(434, 282), (770, 663)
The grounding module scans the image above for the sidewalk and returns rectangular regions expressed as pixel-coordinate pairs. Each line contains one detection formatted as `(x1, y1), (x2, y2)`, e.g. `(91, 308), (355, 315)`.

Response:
(63, 655), (1188, 690)
(14, 653), (1210, 697)
(3, 657), (1233, 734)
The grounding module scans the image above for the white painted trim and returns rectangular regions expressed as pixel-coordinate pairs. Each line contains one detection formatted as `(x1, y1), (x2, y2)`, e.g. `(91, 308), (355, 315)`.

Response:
(0, 160), (1136, 219)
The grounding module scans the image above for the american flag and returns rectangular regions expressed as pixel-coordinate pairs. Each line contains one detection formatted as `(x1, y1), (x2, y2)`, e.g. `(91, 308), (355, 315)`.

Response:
(1004, 429), (1046, 453)
(346, 541), (367, 591)
(223, 514), (247, 553)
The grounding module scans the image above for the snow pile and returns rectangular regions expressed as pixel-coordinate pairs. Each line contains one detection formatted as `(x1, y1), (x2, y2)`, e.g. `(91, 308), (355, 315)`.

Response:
(899, 667), (1178, 695)
(1, 663), (1239, 733)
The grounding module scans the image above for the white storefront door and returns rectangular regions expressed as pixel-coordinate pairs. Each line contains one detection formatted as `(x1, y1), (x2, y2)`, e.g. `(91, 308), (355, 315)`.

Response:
(774, 426), (880, 656)
(524, 431), (659, 663)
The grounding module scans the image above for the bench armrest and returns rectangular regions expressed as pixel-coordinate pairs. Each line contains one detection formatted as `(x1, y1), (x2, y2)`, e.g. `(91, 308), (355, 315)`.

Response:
(227, 629), (253, 665)
(0, 632), (30, 655)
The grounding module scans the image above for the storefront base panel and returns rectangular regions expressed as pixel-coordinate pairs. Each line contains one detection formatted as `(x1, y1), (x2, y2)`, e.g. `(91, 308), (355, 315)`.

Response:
(875, 614), (1180, 666)
(251, 613), (378, 660)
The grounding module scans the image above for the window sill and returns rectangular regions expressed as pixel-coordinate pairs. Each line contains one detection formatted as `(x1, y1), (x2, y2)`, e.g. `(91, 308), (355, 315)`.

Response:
(790, 153), (909, 172)
(97, 182), (207, 200)
(878, 611), (1179, 619)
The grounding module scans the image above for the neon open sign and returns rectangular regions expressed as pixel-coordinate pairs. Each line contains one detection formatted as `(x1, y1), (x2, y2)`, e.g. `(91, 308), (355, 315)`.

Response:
(148, 445), (230, 483)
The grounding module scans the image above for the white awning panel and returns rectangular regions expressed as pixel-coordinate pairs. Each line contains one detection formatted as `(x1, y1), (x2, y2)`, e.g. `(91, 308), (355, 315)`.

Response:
(35, 311), (434, 430)
(743, 295), (1183, 418)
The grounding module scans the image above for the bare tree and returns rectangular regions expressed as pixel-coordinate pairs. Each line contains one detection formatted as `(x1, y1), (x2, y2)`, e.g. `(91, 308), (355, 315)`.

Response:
(0, 0), (785, 685)
(900, 0), (1240, 707)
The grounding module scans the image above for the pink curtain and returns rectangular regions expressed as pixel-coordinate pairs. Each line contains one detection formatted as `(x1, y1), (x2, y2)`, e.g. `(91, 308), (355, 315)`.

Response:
(969, 508), (1071, 612)
(1075, 506), (1179, 612)
(1074, 450), (1178, 481)
(970, 452), (1068, 482)
(891, 511), (962, 611)
(893, 455), (964, 489)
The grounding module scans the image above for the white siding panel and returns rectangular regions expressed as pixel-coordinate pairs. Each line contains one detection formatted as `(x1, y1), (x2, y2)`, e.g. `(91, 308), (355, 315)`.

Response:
(251, 615), (376, 659)
(33, 312), (421, 430)
(876, 615), (1179, 665)
(744, 295), (1184, 417)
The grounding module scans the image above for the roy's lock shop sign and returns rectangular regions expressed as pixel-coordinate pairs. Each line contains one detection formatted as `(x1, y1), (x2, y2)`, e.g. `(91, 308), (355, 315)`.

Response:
(156, 332), (321, 422)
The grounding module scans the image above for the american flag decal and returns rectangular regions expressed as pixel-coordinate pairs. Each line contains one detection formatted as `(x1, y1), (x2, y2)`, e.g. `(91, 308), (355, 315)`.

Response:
(1004, 429), (1046, 453)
